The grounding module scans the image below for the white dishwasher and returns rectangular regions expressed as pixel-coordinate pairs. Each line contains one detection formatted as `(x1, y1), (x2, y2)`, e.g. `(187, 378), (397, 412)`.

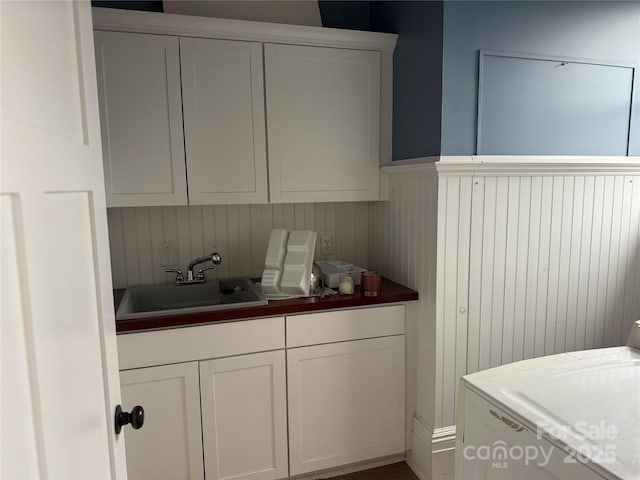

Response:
(456, 323), (640, 480)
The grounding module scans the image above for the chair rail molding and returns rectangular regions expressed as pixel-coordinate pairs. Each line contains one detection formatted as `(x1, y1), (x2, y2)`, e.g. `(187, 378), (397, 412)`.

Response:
(380, 156), (440, 170)
(436, 155), (640, 176)
(381, 160), (438, 176)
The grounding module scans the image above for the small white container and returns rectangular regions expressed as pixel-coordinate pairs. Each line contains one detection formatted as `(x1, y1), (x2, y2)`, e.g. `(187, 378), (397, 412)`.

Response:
(338, 273), (354, 295)
(314, 260), (366, 289)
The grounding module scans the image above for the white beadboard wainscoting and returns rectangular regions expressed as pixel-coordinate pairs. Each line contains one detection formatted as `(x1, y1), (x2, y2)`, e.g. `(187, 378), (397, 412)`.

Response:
(107, 202), (369, 289)
(368, 162), (440, 480)
(370, 157), (640, 480)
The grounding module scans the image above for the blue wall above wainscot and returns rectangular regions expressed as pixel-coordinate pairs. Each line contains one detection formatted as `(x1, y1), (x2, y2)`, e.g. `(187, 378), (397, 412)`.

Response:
(320, 1), (444, 160)
(441, 1), (640, 156)
(317, 1), (370, 31)
(370, 1), (443, 160)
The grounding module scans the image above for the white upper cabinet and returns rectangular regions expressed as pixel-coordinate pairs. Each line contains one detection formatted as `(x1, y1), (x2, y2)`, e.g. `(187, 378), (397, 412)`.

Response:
(180, 38), (268, 204)
(92, 8), (396, 206)
(265, 44), (381, 203)
(94, 31), (188, 207)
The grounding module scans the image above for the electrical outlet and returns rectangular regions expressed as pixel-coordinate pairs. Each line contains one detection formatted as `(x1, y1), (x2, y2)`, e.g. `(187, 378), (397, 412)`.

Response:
(320, 234), (334, 256)
(159, 243), (177, 267)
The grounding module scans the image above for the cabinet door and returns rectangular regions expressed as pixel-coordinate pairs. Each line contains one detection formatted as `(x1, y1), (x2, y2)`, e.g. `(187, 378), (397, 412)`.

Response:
(181, 38), (268, 205)
(287, 336), (405, 475)
(265, 44), (380, 203)
(119, 362), (204, 480)
(200, 351), (288, 480)
(94, 31), (187, 207)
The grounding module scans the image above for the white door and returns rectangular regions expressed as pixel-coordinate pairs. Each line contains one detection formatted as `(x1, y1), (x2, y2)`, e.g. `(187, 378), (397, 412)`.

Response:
(264, 43), (380, 203)
(1, 2), (126, 478)
(94, 30), (187, 207)
(200, 351), (288, 480)
(180, 37), (268, 205)
(287, 336), (405, 475)
(120, 363), (204, 480)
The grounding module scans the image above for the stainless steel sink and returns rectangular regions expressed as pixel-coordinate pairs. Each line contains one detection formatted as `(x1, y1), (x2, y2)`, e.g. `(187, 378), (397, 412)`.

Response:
(116, 278), (267, 320)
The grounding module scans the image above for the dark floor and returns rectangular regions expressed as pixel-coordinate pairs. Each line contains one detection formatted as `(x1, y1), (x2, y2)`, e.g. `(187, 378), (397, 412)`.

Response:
(322, 462), (418, 480)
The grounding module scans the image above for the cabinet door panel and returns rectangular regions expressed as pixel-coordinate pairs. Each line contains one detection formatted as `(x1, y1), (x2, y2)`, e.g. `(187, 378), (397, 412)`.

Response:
(120, 362), (203, 480)
(94, 31), (187, 206)
(200, 351), (288, 480)
(181, 38), (268, 205)
(265, 44), (380, 203)
(287, 336), (405, 475)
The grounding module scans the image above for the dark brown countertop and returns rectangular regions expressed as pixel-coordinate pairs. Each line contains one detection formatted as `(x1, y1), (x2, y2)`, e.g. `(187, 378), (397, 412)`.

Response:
(114, 277), (418, 333)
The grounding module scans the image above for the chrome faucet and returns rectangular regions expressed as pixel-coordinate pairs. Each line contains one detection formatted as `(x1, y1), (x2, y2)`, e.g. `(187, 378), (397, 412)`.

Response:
(187, 252), (222, 281)
(165, 252), (222, 285)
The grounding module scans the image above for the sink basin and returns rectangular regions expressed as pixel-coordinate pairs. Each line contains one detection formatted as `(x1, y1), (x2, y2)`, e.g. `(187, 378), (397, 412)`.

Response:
(116, 278), (267, 320)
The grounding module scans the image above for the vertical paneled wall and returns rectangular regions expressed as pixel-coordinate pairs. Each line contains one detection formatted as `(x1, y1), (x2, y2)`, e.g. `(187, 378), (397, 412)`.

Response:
(435, 174), (472, 430)
(107, 202), (369, 289)
(370, 162), (640, 435)
(466, 174), (640, 364)
(368, 167), (439, 427)
(437, 171), (640, 428)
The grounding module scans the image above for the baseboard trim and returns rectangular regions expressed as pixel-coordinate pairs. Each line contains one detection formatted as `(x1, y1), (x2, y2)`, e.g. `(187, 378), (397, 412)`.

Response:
(406, 432), (430, 480)
(412, 415), (433, 445)
(432, 425), (457, 453)
(432, 425), (456, 480)
(405, 416), (432, 480)
(291, 454), (405, 480)
(405, 417), (457, 480)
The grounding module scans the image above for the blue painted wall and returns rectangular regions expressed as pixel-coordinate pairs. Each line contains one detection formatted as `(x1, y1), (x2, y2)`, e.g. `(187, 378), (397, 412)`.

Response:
(321, 1), (444, 160)
(318, 1), (370, 31)
(370, 2), (443, 160)
(441, 1), (640, 156)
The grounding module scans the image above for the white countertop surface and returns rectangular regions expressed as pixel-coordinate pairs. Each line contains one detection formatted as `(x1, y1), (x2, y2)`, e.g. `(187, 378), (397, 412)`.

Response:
(462, 346), (640, 479)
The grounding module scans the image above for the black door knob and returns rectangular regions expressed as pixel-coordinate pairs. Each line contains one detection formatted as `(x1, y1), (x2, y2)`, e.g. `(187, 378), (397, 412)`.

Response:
(114, 404), (145, 435)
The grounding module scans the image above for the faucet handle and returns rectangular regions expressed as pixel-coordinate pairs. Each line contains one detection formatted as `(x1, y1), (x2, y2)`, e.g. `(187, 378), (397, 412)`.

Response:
(165, 267), (184, 282)
(196, 266), (216, 281)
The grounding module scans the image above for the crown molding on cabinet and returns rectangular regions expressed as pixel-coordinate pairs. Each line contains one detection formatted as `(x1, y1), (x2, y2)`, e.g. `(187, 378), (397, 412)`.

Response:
(92, 7), (398, 51)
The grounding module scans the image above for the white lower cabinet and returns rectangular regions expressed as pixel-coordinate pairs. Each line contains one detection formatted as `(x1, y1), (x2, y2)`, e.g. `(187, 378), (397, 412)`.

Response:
(120, 362), (204, 480)
(117, 306), (406, 479)
(200, 351), (288, 480)
(287, 335), (406, 475)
